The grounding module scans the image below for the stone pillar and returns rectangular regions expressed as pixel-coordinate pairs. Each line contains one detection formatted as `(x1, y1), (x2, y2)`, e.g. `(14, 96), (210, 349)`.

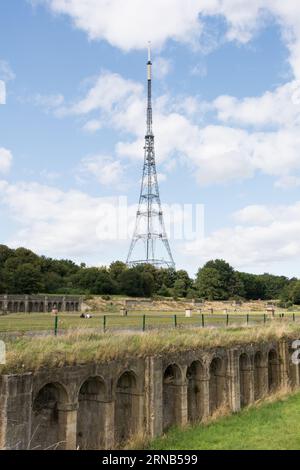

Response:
(259, 364), (269, 397)
(176, 383), (188, 427)
(279, 340), (290, 388)
(201, 378), (210, 420)
(57, 403), (78, 450)
(0, 373), (33, 449)
(44, 296), (48, 313)
(145, 357), (163, 438)
(248, 364), (255, 404)
(103, 401), (114, 449)
(62, 296), (66, 312)
(24, 295), (29, 314)
(120, 307), (127, 316)
(227, 349), (240, 412)
(3, 295), (8, 313)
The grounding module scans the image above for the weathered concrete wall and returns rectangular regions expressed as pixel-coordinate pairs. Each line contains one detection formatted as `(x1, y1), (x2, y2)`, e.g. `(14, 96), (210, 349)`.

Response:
(0, 338), (299, 450)
(0, 295), (82, 313)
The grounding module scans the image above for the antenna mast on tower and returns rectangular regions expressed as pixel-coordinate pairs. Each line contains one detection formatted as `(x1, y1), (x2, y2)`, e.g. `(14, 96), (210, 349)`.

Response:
(126, 43), (175, 269)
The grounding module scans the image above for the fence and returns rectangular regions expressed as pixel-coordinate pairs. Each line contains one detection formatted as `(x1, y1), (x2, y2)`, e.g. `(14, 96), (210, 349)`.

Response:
(0, 311), (299, 337)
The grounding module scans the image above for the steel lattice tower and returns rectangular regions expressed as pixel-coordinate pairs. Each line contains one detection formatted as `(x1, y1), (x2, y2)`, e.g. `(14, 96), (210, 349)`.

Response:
(126, 44), (175, 269)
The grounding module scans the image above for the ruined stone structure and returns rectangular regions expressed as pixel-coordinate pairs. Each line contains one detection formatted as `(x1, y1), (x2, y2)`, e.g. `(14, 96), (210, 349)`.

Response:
(0, 295), (82, 313)
(0, 337), (298, 450)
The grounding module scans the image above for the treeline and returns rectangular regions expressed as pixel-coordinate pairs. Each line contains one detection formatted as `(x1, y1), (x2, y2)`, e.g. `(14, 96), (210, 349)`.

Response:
(0, 245), (299, 303)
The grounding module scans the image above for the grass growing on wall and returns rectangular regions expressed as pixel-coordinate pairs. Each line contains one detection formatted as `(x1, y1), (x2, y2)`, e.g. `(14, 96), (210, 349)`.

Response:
(148, 391), (300, 450)
(1, 323), (300, 373)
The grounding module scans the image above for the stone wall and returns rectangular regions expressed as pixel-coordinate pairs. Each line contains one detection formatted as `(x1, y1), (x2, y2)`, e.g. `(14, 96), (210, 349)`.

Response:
(0, 337), (297, 450)
(0, 295), (82, 313)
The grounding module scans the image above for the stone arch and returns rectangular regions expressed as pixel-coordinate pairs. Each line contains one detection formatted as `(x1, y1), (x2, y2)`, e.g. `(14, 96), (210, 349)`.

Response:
(209, 356), (226, 414)
(163, 363), (183, 431)
(254, 351), (266, 400)
(76, 376), (106, 450)
(239, 353), (252, 407)
(268, 349), (280, 392)
(31, 382), (69, 450)
(186, 360), (205, 423)
(115, 370), (140, 444)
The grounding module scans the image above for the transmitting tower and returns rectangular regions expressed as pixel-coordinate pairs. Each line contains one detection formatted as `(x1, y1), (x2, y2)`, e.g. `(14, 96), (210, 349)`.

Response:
(126, 44), (175, 269)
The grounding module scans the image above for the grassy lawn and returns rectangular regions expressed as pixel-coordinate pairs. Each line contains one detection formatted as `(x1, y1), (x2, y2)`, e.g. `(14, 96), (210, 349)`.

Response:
(149, 392), (300, 450)
(0, 311), (299, 334)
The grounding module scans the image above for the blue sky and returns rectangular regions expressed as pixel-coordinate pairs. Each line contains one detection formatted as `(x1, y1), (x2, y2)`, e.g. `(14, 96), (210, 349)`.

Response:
(1, 0), (300, 277)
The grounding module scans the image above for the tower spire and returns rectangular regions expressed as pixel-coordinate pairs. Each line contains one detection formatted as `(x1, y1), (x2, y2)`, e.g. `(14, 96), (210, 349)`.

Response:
(126, 45), (175, 270)
(147, 41), (152, 136)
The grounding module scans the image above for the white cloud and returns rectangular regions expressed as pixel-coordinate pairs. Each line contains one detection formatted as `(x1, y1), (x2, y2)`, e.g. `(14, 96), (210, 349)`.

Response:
(213, 80), (300, 128)
(57, 70), (300, 186)
(0, 60), (15, 82)
(0, 81), (5, 105)
(37, 0), (203, 50)
(32, 93), (64, 111)
(232, 205), (275, 225)
(184, 201), (300, 270)
(36, 1), (300, 81)
(153, 57), (172, 80)
(0, 179), (128, 260)
(274, 175), (300, 190)
(0, 148), (13, 174)
(82, 119), (102, 133)
(78, 154), (125, 187)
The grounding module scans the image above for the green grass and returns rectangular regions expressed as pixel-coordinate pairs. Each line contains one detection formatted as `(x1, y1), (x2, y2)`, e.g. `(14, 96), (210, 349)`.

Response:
(148, 392), (300, 450)
(0, 311), (299, 334)
(1, 323), (300, 374)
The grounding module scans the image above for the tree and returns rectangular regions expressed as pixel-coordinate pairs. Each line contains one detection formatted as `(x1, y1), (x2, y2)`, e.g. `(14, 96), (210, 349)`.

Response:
(196, 259), (241, 300)
(173, 279), (187, 298)
(119, 268), (143, 297)
(258, 273), (289, 299)
(157, 283), (172, 297)
(237, 272), (265, 300)
(12, 263), (44, 294)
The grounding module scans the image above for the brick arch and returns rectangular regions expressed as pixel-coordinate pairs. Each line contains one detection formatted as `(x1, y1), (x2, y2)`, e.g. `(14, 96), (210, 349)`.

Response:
(209, 355), (227, 414)
(239, 352), (252, 407)
(268, 348), (280, 392)
(254, 350), (267, 400)
(114, 370), (141, 445)
(76, 376), (107, 450)
(162, 363), (183, 431)
(186, 360), (206, 423)
(31, 382), (69, 450)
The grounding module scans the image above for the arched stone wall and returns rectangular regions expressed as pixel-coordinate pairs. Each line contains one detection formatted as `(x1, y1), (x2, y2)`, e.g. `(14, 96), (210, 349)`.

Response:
(254, 351), (266, 400)
(162, 364), (183, 430)
(76, 376), (106, 450)
(209, 356), (227, 414)
(186, 360), (205, 423)
(239, 353), (252, 407)
(114, 371), (140, 444)
(2, 338), (299, 451)
(30, 382), (69, 450)
(268, 349), (280, 392)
